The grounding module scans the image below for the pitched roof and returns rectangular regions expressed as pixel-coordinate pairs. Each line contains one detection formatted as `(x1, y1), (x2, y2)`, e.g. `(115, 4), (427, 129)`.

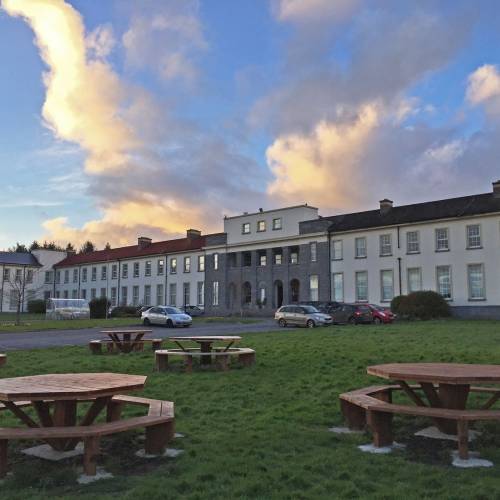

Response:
(53, 234), (218, 268)
(0, 252), (41, 267)
(324, 192), (500, 233)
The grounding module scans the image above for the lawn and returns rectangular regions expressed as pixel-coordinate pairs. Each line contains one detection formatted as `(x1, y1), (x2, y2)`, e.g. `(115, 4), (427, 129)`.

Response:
(0, 320), (499, 499)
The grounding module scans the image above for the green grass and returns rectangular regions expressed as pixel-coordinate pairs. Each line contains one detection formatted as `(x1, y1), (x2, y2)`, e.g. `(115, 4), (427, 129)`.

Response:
(0, 317), (142, 333)
(0, 320), (499, 499)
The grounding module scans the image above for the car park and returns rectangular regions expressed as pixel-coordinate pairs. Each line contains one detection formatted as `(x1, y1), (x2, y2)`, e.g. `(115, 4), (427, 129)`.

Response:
(142, 306), (193, 327)
(183, 305), (204, 316)
(330, 304), (373, 324)
(275, 305), (333, 328)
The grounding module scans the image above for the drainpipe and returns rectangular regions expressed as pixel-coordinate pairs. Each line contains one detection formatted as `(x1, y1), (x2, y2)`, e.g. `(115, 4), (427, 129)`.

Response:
(117, 260), (121, 306)
(21, 266), (26, 313)
(397, 257), (402, 296)
(164, 255), (168, 305)
(328, 229), (332, 302)
(0, 264), (4, 312)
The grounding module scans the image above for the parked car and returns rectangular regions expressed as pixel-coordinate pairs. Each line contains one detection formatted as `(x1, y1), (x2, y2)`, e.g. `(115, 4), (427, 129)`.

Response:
(275, 305), (333, 328)
(142, 306), (193, 327)
(300, 301), (342, 314)
(367, 304), (395, 324)
(183, 305), (204, 316)
(330, 304), (373, 324)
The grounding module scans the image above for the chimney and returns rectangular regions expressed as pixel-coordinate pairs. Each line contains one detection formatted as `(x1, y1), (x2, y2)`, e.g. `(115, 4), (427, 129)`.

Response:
(186, 229), (201, 240)
(259, 208), (263, 212)
(138, 236), (152, 249)
(379, 199), (393, 215)
(493, 180), (500, 198)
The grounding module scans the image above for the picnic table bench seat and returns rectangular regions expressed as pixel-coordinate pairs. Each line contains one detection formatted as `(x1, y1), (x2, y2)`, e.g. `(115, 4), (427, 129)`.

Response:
(0, 355), (6, 367)
(89, 339), (163, 354)
(340, 385), (500, 459)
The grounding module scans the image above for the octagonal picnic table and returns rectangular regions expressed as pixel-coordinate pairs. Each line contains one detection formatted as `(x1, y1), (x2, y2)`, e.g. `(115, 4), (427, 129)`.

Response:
(169, 336), (241, 365)
(367, 363), (500, 434)
(101, 330), (152, 353)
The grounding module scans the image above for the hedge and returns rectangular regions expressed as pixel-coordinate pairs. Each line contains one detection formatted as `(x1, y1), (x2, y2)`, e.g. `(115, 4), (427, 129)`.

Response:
(27, 299), (46, 314)
(89, 297), (110, 319)
(391, 291), (451, 320)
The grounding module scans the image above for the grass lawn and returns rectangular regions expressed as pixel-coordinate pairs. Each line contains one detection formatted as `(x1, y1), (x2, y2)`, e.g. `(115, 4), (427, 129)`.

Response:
(0, 320), (499, 499)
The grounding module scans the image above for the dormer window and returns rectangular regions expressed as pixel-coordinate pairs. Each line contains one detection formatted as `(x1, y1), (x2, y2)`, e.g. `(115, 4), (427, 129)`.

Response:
(242, 222), (250, 234)
(272, 218), (282, 230)
(257, 220), (266, 232)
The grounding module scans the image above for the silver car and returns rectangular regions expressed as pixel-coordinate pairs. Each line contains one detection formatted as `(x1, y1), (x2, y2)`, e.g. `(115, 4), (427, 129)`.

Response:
(142, 306), (192, 328)
(275, 305), (333, 328)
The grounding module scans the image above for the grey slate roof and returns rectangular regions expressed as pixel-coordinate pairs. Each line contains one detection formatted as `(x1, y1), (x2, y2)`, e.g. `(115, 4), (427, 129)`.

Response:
(0, 252), (41, 267)
(300, 191), (500, 234)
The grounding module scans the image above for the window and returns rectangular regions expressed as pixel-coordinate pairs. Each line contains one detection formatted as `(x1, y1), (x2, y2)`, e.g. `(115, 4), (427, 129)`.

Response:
(111, 264), (117, 279)
(213, 281), (219, 306)
(242, 282), (252, 304)
(73, 269), (78, 283)
(332, 240), (343, 260)
(258, 251), (267, 266)
(71, 289), (77, 299)
(169, 283), (177, 306)
(290, 279), (300, 302)
(157, 259), (164, 275)
(213, 253), (219, 270)
(145, 261), (151, 277)
(15, 269), (22, 282)
(3, 268), (10, 282)
(407, 268), (422, 293)
(55, 291), (60, 298)
(467, 224), (481, 249)
(170, 258), (177, 274)
(406, 231), (420, 254)
(64, 270), (69, 283)
(44, 271), (51, 284)
(90, 288), (96, 300)
(272, 218), (282, 230)
(379, 234), (392, 256)
(56, 271), (61, 284)
(468, 264), (485, 300)
(184, 257), (191, 273)
(81, 289), (87, 300)
(100, 288), (106, 298)
(380, 270), (394, 302)
(156, 284), (164, 305)
(197, 282), (204, 306)
(27, 290), (35, 302)
(132, 285), (139, 306)
(110, 287), (117, 306)
(355, 271), (368, 302)
(133, 262), (140, 278)
(290, 246), (299, 264)
(258, 284), (266, 305)
(228, 253), (237, 267)
(436, 265), (452, 300)
(144, 285), (151, 305)
(310, 242), (317, 262)
(198, 255), (205, 272)
(242, 222), (250, 234)
(355, 237), (367, 258)
(435, 228), (449, 251)
(257, 220), (266, 232)
(44, 291), (51, 301)
(183, 283), (190, 306)
(9, 290), (19, 309)
(82, 268), (88, 282)
(121, 286), (128, 305)
(91, 267), (97, 281)
(310, 275), (319, 301)
(101, 266), (107, 280)
(63, 290), (69, 299)
(243, 252), (252, 267)
(274, 249), (282, 265)
(26, 269), (33, 284)
(332, 273), (344, 302)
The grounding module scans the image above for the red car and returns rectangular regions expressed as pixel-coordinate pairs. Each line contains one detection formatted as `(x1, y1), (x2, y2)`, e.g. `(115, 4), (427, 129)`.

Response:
(367, 304), (395, 324)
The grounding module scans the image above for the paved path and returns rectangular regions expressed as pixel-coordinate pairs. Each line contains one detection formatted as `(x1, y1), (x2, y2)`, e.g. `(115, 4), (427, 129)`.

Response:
(0, 320), (280, 351)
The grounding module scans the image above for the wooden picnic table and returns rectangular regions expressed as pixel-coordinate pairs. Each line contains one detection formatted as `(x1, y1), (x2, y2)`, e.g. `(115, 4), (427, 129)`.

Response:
(169, 336), (241, 365)
(367, 363), (500, 434)
(101, 330), (152, 353)
(0, 373), (146, 452)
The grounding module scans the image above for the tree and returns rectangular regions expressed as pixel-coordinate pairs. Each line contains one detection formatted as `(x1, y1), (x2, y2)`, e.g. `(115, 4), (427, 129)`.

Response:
(104, 242), (111, 250)
(65, 242), (76, 253)
(79, 241), (96, 254)
(8, 243), (28, 253)
(29, 241), (41, 251)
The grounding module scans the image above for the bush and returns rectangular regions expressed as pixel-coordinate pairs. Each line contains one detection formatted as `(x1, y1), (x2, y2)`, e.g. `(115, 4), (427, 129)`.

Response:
(27, 299), (46, 314)
(89, 297), (110, 319)
(391, 291), (450, 320)
(109, 306), (140, 318)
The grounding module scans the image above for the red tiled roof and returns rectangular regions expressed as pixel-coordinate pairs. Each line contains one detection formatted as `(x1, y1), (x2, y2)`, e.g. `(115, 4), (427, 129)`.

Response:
(54, 234), (220, 268)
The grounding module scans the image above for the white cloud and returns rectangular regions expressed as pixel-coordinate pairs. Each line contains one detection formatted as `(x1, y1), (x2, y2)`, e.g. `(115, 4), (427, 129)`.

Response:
(466, 64), (500, 115)
(274, 0), (360, 24)
(86, 24), (115, 59)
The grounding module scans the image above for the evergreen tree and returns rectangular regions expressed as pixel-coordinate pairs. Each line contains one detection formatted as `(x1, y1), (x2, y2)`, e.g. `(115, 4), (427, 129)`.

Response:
(79, 241), (96, 254)
(29, 241), (41, 251)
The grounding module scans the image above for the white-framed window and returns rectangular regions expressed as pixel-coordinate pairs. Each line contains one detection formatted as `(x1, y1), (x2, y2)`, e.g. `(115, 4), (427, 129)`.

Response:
(133, 262), (140, 278)
(3, 268), (10, 282)
(272, 218), (282, 230)
(169, 283), (177, 306)
(156, 284), (164, 305)
(355, 271), (368, 302)
(407, 267), (422, 293)
(44, 291), (51, 301)
(466, 224), (481, 249)
(435, 228), (449, 251)
(63, 290), (69, 299)
(380, 270), (394, 302)
(259, 252), (267, 266)
(111, 264), (117, 279)
(121, 286), (128, 305)
(379, 234), (392, 256)
(242, 222), (251, 234)
(9, 290), (19, 309)
(197, 282), (204, 306)
(274, 251), (282, 265)
(157, 259), (164, 275)
(436, 265), (452, 300)
(64, 270), (69, 283)
(44, 270), (51, 284)
(212, 281), (219, 306)
(184, 256), (191, 273)
(332, 240), (343, 260)
(170, 258), (177, 274)
(290, 248), (299, 264)
(122, 263), (128, 279)
(81, 289), (87, 300)
(100, 288), (106, 298)
(56, 270), (61, 284)
(26, 269), (33, 284)
(14, 269), (21, 282)
(82, 268), (87, 282)
(73, 269), (78, 283)
(467, 264), (485, 300)
(144, 285), (151, 305)
(91, 267), (97, 281)
(332, 273), (344, 302)
(101, 266), (107, 280)
(355, 237), (367, 258)
(90, 288), (96, 300)
(110, 287), (117, 306)
(213, 253), (219, 270)
(27, 290), (35, 302)
(72, 289), (78, 299)
(198, 255), (205, 272)
(132, 285), (140, 306)
(406, 231), (420, 254)
(310, 275), (319, 301)
(257, 220), (266, 232)
(310, 242), (317, 262)
(145, 261), (151, 277)
(183, 282), (190, 306)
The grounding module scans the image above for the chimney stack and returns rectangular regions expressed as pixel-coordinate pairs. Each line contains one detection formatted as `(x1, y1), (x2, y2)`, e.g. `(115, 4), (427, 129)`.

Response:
(138, 236), (152, 249)
(493, 180), (500, 198)
(379, 199), (393, 215)
(186, 229), (201, 240)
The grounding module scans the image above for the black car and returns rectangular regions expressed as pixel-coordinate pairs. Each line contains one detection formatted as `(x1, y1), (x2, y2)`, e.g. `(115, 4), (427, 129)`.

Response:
(330, 304), (373, 324)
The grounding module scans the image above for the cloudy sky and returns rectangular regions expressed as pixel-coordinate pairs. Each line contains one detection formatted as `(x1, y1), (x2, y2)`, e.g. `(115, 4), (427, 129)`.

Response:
(0, 0), (499, 249)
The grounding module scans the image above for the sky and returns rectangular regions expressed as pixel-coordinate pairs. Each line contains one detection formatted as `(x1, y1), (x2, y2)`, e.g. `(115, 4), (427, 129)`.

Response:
(0, 0), (500, 250)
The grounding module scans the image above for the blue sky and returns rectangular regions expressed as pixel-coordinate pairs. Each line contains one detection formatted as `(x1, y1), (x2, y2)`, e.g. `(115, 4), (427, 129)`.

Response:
(1, 0), (500, 249)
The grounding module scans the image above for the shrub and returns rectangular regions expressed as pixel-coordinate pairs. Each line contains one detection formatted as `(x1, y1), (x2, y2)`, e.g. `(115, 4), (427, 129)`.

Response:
(27, 299), (46, 314)
(391, 291), (450, 320)
(89, 297), (110, 319)
(109, 306), (140, 318)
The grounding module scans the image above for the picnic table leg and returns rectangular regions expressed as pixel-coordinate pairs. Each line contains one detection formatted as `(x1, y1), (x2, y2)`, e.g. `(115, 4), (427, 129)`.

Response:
(340, 399), (366, 431)
(200, 343), (212, 366)
(156, 353), (169, 372)
(145, 420), (174, 455)
(106, 400), (124, 422)
(457, 420), (469, 460)
(216, 354), (230, 371)
(437, 384), (470, 434)
(185, 355), (193, 373)
(367, 410), (393, 448)
(0, 440), (7, 478)
(52, 400), (78, 451)
(83, 436), (100, 476)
